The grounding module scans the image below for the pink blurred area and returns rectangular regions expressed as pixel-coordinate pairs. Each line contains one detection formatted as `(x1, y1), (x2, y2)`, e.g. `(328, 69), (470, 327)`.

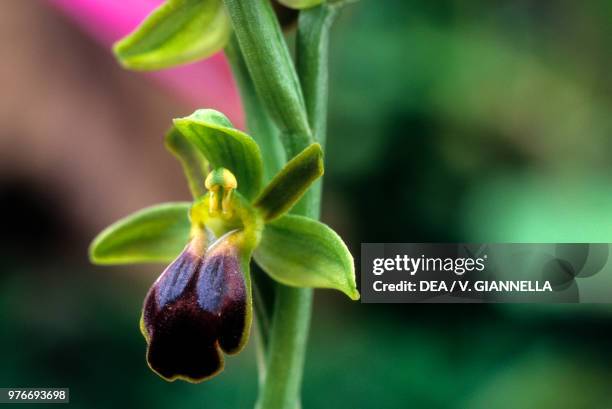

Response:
(46, 0), (244, 127)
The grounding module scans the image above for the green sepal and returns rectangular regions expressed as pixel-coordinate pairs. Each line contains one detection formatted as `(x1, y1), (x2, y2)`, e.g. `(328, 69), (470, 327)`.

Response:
(277, 0), (324, 10)
(254, 214), (359, 300)
(254, 143), (324, 221)
(90, 202), (191, 265)
(113, 0), (230, 71)
(174, 109), (263, 201)
(165, 127), (209, 198)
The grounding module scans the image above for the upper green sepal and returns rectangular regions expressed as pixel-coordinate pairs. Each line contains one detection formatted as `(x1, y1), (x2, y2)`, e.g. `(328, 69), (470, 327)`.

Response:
(173, 109), (263, 201)
(254, 214), (359, 300)
(276, 0), (324, 9)
(165, 127), (208, 198)
(90, 202), (191, 265)
(254, 143), (323, 221)
(113, 0), (230, 71)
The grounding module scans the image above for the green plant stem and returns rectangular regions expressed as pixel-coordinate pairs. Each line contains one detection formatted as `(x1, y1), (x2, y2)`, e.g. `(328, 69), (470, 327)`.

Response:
(225, 35), (283, 383)
(257, 9), (339, 405)
(295, 3), (340, 219)
(251, 266), (272, 383)
(224, 1), (338, 408)
(296, 3), (339, 150)
(257, 286), (312, 409)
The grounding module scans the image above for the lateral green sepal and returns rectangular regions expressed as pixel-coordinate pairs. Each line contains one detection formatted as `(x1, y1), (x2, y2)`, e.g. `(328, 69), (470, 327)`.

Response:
(253, 214), (359, 300)
(165, 127), (209, 198)
(90, 202), (191, 265)
(254, 143), (323, 221)
(113, 0), (230, 70)
(173, 109), (263, 201)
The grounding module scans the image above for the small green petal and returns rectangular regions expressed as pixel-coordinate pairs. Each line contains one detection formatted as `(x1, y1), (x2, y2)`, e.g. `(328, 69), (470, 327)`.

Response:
(113, 0), (230, 71)
(165, 127), (209, 198)
(254, 143), (323, 221)
(90, 202), (191, 265)
(174, 109), (263, 201)
(277, 0), (324, 10)
(254, 214), (359, 300)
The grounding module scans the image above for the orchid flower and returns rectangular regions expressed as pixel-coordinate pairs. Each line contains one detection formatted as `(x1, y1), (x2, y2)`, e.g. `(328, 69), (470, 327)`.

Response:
(90, 109), (358, 382)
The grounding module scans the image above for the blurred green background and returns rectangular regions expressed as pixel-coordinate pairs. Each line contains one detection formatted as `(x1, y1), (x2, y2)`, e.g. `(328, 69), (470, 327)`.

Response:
(2, 0), (612, 408)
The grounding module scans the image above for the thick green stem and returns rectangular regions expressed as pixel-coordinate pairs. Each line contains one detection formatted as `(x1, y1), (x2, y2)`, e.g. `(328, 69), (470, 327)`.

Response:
(224, 1), (339, 408)
(296, 4), (340, 150)
(256, 286), (312, 409)
(257, 8), (339, 406)
(226, 35), (283, 384)
(251, 268), (272, 383)
(294, 3), (340, 218)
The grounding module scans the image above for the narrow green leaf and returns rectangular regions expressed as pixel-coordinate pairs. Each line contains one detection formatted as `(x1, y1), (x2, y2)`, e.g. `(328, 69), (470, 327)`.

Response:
(254, 214), (359, 300)
(113, 0), (230, 71)
(90, 202), (191, 265)
(225, 35), (286, 183)
(254, 143), (323, 221)
(277, 0), (324, 10)
(165, 127), (209, 198)
(174, 109), (263, 200)
(223, 0), (313, 158)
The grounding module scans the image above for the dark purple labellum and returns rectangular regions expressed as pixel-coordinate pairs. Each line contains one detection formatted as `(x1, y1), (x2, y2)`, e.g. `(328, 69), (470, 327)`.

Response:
(141, 233), (249, 382)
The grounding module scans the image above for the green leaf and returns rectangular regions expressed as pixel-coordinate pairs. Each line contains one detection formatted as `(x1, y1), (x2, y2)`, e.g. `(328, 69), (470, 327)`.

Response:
(173, 109), (263, 200)
(254, 214), (359, 300)
(223, 0), (313, 158)
(165, 127), (209, 198)
(90, 202), (191, 265)
(225, 35), (286, 182)
(254, 143), (323, 221)
(277, 0), (324, 10)
(113, 0), (230, 71)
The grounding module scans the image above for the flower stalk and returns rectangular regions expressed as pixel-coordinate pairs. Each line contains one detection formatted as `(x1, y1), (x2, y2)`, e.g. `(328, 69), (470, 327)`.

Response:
(223, 1), (340, 408)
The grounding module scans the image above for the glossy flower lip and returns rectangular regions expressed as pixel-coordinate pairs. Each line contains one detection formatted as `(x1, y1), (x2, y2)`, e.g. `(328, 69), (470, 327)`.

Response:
(141, 230), (250, 382)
